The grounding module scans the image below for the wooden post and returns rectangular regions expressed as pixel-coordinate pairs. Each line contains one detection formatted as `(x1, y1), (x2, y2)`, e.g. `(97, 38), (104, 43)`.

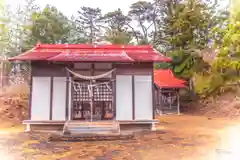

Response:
(90, 64), (94, 122)
(152, 67), (156, 120)
(28, 61), (33, 120)
(90, 80), (93, 122)
(49, 77), (53, 120)
(25, 124), (31, 132)
(169, 92), (172, 109)
(159, 89), (163, 115)
(132, 75), (135, 120)
(65, 68), (70, 121)
(177, 90), (180, 115)
(156, 88), (160, 115)
(112, 66), (116, 120)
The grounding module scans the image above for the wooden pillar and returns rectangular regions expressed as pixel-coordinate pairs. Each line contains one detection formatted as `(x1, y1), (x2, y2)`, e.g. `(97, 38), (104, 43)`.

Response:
(70, 76), (73, 120)
(177, 90), (180, 115)
(68, 63), (74, 121)
(49, 77), (54, 120)
(169, 92), (172, 109)
(90, 64), (94, 121)
(90, 80), (93, 122)
(132, 75), (135, 120)
(65, 67), (70, 120)
(152, 67), (156, 120)
(28, 61), (33, 120)
(159, 89), (163, 115)
(112, 65), (117, 120)
(156, 87), (160, 115)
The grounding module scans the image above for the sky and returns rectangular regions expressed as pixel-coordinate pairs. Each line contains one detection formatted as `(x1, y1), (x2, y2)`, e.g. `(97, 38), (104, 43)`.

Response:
(6, 0), (229, 17)
(35, 0), (149, 16)
(6, 0), (151, 16)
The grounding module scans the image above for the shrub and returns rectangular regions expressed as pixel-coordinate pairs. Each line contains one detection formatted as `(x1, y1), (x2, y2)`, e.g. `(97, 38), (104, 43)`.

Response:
(194, 72), (225, 98)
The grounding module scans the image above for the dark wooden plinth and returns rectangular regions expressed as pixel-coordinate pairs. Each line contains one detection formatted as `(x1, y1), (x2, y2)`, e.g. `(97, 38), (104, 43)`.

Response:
(48, 132), (135, 142)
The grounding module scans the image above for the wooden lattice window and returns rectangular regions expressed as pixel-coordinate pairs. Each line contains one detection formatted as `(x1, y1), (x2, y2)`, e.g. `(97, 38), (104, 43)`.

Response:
(73, 80), (114, 102)
(93, 83), (113, 101)
(73, 82), (91, 102)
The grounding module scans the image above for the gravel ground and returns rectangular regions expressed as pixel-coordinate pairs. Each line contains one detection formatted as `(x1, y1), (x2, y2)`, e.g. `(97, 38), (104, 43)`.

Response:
(0, 115), (237, 160)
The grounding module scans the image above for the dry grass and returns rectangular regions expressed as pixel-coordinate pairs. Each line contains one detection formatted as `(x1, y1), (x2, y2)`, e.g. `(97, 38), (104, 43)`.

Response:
(0, 84), (29, 128)
(0, 83), (29, 98)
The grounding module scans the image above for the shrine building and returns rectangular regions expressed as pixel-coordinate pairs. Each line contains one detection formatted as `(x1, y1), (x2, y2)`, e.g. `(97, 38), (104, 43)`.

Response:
(9, 43), (173, 133)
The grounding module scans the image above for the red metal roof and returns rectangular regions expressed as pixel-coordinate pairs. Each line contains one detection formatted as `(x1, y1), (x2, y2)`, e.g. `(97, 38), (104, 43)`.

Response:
(8, 44), (172, 62)
(154, 69), (186, 88)
(9, 51), (61, 61)
(47, 50), (135, 62)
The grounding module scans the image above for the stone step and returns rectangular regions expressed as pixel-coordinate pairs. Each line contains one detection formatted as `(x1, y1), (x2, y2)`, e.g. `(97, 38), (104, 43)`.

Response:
(161, 111), (179, 115)
(161, 107), (178, 110)
(66, 121), (117, 126)
(63, 120), (120, 135)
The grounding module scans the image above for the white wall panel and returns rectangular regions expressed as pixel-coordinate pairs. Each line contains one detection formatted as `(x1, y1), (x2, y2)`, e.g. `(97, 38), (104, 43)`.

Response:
(52, 77), (67, 120)
(31, 77), (51, 120)
(116, 75), (133, 120)
(134, 75), (153, 120)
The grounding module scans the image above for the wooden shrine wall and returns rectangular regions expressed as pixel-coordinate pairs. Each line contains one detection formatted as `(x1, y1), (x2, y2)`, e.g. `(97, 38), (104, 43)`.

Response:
(114, 63), (154, 121)
(29, 62), (155, 121)
(30, 62), (71, 121)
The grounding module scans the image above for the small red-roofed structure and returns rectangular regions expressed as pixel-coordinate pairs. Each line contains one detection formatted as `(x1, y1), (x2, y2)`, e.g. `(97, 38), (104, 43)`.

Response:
(154, 69), (186, 88)
(154, 69), (186, 115)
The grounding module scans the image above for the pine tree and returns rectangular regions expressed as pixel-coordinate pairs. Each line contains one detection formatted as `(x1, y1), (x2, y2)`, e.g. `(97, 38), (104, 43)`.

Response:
(76, 7), (102, 44)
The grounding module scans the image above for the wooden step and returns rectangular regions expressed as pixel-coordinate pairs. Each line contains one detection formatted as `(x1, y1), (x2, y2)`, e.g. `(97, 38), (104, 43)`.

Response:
(63, 120), (120, 135)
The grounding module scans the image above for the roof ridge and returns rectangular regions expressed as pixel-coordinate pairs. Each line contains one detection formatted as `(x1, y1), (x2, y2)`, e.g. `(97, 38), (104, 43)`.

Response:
(35, 44), (154, 50)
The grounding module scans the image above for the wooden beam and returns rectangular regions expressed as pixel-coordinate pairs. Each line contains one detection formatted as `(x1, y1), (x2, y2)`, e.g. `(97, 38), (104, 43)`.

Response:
(49, 77), (54, 120)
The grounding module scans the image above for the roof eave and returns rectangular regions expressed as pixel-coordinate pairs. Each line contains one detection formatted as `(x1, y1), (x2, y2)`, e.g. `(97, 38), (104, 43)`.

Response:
(155, 84), (187, 89)
(8, 57), (30, 61)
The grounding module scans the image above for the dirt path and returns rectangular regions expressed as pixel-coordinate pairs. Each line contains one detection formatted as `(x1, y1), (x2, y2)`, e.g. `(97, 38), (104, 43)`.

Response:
(0, 115), (237, 160)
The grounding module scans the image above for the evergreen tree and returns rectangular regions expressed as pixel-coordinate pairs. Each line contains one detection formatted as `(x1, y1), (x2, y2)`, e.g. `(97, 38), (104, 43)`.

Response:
(101, 9), (132, 44)
(76, 7), (102, 44)
(155, 0), (215, 78)
(212, 1), (240, 72)
(25, 5), (71, 47)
